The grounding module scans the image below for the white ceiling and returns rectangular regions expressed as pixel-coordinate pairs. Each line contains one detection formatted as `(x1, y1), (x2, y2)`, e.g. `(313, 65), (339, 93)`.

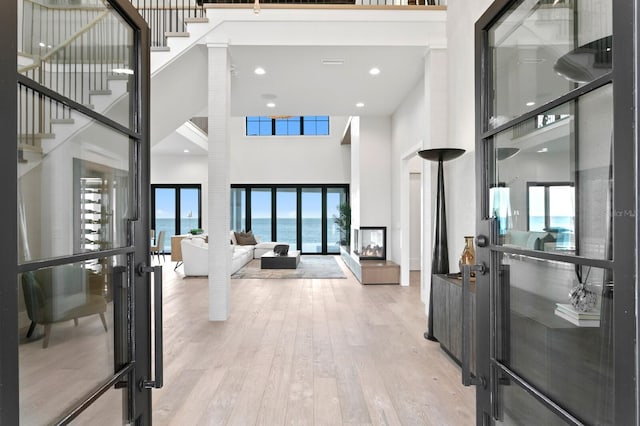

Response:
(229, 45), (428, 117)
(152, 8), (446, 155)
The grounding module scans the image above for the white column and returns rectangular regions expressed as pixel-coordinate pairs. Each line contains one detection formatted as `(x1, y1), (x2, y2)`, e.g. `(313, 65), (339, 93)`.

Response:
(207, 42), (231, 321)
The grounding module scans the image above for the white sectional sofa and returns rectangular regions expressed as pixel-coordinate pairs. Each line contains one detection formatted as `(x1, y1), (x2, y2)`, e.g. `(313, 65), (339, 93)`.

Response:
(181, 232), (287, 277)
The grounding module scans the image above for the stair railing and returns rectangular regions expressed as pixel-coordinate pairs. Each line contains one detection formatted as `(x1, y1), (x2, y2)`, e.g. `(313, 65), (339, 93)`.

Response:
(128, 0), (205, 47)
(18, 4), (132, 155)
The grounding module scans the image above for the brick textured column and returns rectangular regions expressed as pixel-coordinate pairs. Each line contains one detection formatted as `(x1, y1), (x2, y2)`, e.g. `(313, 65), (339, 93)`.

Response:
(207, 42), (231, 321)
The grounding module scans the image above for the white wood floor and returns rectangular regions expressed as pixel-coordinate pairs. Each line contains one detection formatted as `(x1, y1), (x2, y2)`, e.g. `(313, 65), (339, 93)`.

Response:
(151, 257), (475, 425)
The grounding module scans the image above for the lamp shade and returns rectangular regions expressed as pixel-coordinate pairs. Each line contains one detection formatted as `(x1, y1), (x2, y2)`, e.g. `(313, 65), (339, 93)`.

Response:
(418, 148), (466, 163)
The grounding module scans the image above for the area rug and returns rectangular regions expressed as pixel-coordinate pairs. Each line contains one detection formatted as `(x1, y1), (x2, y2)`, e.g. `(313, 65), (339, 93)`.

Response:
(231, 256), (346, 279)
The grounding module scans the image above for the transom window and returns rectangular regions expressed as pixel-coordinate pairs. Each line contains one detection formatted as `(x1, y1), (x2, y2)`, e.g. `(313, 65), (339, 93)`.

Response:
(246, 116), (329, 136)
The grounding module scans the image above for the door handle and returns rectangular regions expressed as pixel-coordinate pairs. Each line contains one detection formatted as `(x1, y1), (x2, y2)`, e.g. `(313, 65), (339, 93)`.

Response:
(137, 263), (163, 389)
(461, 263), (487, 388)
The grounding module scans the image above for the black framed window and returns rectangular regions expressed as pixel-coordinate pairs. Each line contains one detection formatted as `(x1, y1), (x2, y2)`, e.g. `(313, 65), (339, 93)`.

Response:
(151, 184), (202, 253)
(246, 116), (330, 136)
(527, 182), (575, 233)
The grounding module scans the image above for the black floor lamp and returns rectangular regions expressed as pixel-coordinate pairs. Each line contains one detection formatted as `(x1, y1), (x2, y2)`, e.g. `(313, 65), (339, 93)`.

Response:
(418, 148), (466, 341)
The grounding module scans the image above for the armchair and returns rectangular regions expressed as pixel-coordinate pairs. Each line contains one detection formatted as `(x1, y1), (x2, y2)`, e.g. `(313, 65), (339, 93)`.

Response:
(21, 266), (108, 348)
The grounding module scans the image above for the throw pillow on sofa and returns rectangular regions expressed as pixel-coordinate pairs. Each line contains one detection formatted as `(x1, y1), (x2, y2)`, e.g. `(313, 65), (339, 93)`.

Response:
(234, 231), (257, 245)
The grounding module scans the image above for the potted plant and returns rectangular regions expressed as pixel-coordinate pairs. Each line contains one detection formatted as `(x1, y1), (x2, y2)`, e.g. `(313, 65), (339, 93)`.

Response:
(189, 228), (204, 235)
(333, 202), (351, 248)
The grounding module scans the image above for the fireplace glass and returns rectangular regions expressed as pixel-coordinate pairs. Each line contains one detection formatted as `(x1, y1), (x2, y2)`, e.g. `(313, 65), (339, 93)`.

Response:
(354, 227), (386, 260)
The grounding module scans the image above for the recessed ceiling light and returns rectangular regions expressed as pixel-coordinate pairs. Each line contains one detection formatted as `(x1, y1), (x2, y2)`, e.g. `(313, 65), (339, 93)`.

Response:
(322, 58), (345, 65)
(254, 67), (266, 75)
(267, 102), (276, 108)
(526, 101), (536, 106)
(537, 147), (548, 153)
(39, 42), (46, 47)
(356, 102), (365, 108)
(183, 149), (190, 153)
(369, 67), (381, 76)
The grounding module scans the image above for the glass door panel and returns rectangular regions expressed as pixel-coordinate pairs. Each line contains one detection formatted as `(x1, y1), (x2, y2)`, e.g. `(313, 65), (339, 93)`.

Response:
(488, 0), (612, 128)
(276, 188), (297, 248)
(18, 255), (128, 423)
(251, 188), (272, 241)
(301, 188), (322, 253)
(492, 85), (612, 257)
(180, 187), (200, 235)
(494, 369), (569, 426)
(496, 254), (613, 424)
(154, 188), (176, 253)
(326, 188), (347, 254)
(230, 187), (246, 232)
(17, 93), (131, 263)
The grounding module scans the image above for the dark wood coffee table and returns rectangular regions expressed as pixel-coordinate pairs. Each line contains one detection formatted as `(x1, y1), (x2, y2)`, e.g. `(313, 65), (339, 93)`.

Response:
(260, 250), (300, 269)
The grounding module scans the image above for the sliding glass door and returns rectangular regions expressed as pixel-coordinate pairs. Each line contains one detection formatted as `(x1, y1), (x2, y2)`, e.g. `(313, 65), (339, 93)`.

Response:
(301, 188), (323, 254)
(151, 184), (202, 253)
(232, 184), (349, 254)
(326, 187), (348, 254)
(276, 188), (297, 247)
(250, 188), (272, 242)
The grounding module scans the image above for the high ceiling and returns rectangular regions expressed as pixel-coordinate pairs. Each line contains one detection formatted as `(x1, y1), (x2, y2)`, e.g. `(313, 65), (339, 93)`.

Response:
(229, 45), (428, 117)
(152, 8), (447, 155)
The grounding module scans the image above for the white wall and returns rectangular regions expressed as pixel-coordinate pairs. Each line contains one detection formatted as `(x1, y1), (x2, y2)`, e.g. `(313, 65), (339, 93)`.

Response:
(390, 77), (426, 270)
(410, 172), (422, 270)
(445, 0), (494, 271)
(358, 116), (392, 232)
(229, 116), (351, 184)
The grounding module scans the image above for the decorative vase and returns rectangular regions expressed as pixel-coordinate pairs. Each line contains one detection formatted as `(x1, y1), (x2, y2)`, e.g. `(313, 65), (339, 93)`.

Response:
(459, 236), (475, 273)
(569, 282), (597, 312)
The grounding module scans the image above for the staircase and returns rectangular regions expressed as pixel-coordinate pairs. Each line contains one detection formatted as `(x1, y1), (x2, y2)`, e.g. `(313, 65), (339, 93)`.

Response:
(18, 0), (213, 175)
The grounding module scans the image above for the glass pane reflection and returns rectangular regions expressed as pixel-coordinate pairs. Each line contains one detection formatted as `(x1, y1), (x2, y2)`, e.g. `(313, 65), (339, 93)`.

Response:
(19, 256), (128, 424)
(18, 88), (131, 263)
(496, 254), (613, 424)
(491, 85), (612, 259)
(489, 0), (612, 128)
(18, 0), (135, 129)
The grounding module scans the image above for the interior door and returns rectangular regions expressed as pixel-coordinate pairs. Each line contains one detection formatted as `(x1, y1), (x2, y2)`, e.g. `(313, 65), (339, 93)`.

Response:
(472, 0), (636, 424)
(3, 0), (160, 424)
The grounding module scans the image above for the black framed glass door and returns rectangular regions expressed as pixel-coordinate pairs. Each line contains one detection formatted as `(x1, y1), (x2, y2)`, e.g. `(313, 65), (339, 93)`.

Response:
(2, 0), (158, 424)
(231, 184), (349, 255)
(473, 1), (636, 424)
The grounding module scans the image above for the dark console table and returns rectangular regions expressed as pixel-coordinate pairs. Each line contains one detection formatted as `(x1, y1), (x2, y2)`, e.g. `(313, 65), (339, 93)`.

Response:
(432, 273), (476, 369)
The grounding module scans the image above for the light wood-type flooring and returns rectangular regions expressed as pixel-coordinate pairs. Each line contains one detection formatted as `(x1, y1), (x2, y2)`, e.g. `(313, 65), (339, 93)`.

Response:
(151, 257), (475, 425)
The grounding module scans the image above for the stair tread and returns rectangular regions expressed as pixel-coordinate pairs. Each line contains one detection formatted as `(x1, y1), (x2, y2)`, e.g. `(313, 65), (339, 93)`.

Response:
(165, 32), (190, 37)
(18, 143), (44, 153)
(51, 119), (74, 124)
(151, 46), (171, 52)
(18, 133), (54, 140)
(89, 89), (112, 96)
(184, 17), (209, 23)
(107, 75), (130, 80)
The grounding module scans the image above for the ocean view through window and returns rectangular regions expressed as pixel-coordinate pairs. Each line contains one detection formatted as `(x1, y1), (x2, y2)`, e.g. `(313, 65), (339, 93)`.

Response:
(231, 185), (348, 254)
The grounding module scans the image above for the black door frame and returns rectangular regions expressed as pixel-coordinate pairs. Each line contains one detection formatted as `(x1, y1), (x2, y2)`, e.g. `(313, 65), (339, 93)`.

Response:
(0, 0), (154, 423)
(475, 0), (637, 424)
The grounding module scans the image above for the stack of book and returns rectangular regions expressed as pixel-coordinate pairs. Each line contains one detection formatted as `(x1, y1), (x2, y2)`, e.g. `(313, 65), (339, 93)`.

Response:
(554, 303), (600, 327)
